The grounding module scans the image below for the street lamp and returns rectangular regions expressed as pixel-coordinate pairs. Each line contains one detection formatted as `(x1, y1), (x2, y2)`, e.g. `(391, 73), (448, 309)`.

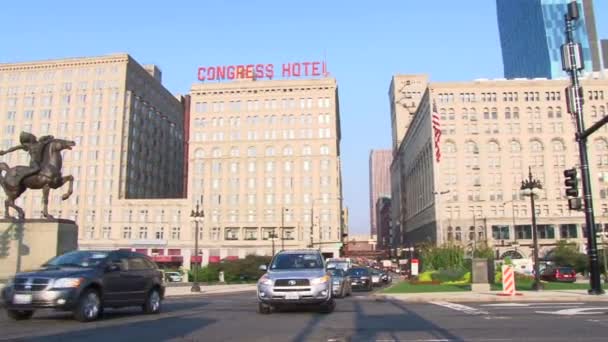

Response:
(190, 197), (204, 293)
(520, 167), (542, 291)
(281, 207), (290, 251)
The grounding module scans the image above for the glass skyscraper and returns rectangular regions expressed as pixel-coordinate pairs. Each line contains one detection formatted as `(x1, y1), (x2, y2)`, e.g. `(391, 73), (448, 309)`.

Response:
(496, 0), (600, 79)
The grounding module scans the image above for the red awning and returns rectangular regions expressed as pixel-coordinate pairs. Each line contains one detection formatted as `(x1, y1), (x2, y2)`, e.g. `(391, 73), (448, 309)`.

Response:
(168, 249), (181, 256)
(225, 256), (239, 261)
(152, 255), (182, 263)
(135, 248), (148, 255)
(209, 256), (221, 263)
(191, 255), (203, 263)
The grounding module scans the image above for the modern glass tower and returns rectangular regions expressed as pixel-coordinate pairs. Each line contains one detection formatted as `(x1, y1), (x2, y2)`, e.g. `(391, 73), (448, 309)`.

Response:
(496, 0), (600, 79)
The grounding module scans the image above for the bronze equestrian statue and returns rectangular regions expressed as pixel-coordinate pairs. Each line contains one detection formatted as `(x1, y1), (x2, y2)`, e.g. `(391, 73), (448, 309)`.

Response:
(0, 132), (76, 220)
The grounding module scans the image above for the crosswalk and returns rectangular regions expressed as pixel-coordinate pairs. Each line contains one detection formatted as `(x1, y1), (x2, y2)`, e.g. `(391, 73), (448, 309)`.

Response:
(430, 301), (608, 317)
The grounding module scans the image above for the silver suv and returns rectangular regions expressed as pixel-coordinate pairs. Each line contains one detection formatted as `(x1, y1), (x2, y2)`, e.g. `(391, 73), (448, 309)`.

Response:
(256, 249), (335, 314)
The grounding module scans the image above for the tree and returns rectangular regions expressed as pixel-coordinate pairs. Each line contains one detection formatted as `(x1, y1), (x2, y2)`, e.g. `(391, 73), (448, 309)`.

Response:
(551, 240), (588, 274)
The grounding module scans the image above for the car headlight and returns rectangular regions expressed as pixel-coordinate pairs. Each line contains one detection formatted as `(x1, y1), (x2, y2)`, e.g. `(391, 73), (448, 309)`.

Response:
(311, 275), (330, 285)
(332, 279), (340, 285)
(53, 278), (83, 288)
(258, 275), (273, 286)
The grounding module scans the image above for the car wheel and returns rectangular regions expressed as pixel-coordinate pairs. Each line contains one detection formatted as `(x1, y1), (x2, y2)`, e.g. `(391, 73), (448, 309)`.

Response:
(257, 302), (271, 314)
(143, 288), (162, 314)
(319, 299), (335, 314)
(7, 309), (34, 320)
(74, 289), (102, 322)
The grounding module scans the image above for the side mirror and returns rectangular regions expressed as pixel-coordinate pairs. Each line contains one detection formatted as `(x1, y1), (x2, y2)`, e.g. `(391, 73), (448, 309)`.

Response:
(258, 264), (267, 271)
(106, 263), (121, 272)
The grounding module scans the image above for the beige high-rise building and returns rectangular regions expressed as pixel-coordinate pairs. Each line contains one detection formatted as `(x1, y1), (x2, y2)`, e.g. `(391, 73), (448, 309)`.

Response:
(390, 74), (608, 260)
(188, 77), (344, 258)
(0, 55), (346, 268)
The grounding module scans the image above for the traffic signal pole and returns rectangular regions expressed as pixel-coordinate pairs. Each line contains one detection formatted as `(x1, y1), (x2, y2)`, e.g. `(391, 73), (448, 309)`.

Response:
(562, 1), (604, 295)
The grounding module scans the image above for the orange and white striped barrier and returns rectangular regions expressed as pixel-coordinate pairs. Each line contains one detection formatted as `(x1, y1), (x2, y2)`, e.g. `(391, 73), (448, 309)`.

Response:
(498, 265), (522, 296)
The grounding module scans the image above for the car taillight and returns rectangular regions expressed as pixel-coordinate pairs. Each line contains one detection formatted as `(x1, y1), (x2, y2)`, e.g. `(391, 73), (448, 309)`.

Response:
(556, 270), (561, 276)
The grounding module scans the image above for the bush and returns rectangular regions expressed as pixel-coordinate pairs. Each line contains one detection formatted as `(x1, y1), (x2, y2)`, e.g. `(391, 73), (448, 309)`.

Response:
(418, 271), (435, 282)
(419, 243), (466, 271)
(190, 255), (272, 283)
(431, 268), (469, 283)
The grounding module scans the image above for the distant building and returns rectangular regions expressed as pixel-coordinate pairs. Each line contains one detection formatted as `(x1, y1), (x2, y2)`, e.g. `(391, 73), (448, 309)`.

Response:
(602, 39), (608, 69)
(496, 0), (601, 79)
(376, 197), (392, 250)
(369, 149), (392, 235)
(389, 74), (608, 259)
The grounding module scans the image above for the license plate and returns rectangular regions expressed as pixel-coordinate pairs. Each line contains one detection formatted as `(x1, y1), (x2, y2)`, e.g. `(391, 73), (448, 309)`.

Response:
(285, 293), (299, 300)
(351, 282), (358, 285)
(13, 294), (32, 304)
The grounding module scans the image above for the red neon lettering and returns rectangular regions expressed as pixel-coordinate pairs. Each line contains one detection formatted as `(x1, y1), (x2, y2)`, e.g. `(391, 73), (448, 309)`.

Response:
(255, 64), (264, 79)
(302, 62), (311, 76)
(246, 64), (254, 79)
(227, 65), (235, 79)
(216, 66), (226, 80)
(292, 63), (301, 77)
(235, 65), (245, 79)
(207, 67), (216, 81)
(282, 63), (291, 77)
(312, 62), (320, 76)
(198, 67), (206, 81)
(265, 64), (274, 79)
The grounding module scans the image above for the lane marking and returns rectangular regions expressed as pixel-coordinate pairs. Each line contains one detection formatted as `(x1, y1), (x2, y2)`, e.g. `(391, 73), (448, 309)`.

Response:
(429, 301), (488, 315)
(536, 307), (608, 315)
(480, 303), (583, 307)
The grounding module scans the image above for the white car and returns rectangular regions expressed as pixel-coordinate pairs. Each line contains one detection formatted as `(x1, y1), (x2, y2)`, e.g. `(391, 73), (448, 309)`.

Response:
(165, 272), (183, 282)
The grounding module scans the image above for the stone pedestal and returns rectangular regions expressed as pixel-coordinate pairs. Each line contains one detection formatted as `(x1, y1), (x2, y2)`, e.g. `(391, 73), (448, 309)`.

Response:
(471, 258), (493, 293)
(0, 219), (78, 280)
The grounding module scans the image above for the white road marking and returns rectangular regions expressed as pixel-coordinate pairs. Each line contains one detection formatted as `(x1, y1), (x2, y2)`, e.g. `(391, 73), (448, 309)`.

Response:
(535, 307), (608, 315)
(429, 301), (488, 315)
(480, 303), (583, 307)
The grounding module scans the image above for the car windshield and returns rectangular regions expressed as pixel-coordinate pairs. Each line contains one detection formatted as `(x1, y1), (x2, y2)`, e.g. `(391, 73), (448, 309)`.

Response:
(347, 268), (369, 277)
(328, 269), (344, 277)
(327, 262), (349, 271)
(558, 267), (574, 273)
(44, 251), (109, 268)
(270, 253), (324, 270)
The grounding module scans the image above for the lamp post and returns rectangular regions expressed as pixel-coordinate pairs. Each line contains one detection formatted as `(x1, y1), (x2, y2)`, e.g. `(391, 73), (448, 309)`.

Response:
(433, 190), (450, 245)
(309, 197), (342, 248)
(503, 200), (517, 242)
(281, 207), (289, 251)
(520, 167), (542, 291)
(190, 197), (204, 293)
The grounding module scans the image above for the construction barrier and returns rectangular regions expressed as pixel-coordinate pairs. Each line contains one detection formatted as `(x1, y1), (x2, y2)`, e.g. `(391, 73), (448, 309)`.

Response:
(497, 264), (522, 296)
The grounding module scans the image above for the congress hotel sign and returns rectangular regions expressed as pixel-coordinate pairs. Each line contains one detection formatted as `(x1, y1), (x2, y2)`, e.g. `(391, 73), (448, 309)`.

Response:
(197, 61), (329, 81)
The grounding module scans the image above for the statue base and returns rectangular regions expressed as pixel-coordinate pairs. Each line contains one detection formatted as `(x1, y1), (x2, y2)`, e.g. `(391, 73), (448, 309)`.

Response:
(0, 219), (78, 280)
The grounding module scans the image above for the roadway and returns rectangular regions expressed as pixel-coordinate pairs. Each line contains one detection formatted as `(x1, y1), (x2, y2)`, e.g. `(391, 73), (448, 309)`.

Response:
(2, 290), (608, 341)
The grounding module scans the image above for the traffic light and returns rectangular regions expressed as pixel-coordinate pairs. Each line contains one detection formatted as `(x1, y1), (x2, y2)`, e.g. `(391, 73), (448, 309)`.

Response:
(564, 168), (579, 197)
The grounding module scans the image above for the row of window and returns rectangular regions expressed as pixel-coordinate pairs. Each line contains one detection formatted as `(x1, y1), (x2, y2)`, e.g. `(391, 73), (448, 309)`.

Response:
(190, 128), (332, 142)
(193, 113), (332, 128)
(193, 97), (332, 113)
(0, 66), (121, 83)
(436, 90), (605, 104)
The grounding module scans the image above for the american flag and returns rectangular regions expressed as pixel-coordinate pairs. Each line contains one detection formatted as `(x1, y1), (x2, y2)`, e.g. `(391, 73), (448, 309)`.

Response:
(432, 101), (442, 162)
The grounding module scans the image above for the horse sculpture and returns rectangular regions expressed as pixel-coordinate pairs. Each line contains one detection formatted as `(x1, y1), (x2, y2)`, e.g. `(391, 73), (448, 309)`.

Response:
(0, 138), (76, 220)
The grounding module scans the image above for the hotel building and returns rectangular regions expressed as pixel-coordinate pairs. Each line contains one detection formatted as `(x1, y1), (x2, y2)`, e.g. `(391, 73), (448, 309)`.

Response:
(0, 55), (345, 267)
(390, 73), (608, 259)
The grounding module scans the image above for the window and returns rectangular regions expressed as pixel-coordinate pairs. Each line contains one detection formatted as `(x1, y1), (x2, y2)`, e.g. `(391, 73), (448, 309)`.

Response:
(122, 226), (132, 239)
(102, 226), (111, 239)
(560, 224), (578, 239)
(515, 225), (532, 239)
(492, 225), (510, 240)
(537, 225), (555, 239)
(171, 227), (181, 240)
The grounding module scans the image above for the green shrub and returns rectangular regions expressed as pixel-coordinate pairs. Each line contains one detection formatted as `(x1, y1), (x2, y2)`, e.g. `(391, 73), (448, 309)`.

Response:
(431, 268), (468, 283)
(189, 255), (272, 283)
(419, 243), (466, 271)
(462, 272), (471, 283)
(418, 271), (435, 282)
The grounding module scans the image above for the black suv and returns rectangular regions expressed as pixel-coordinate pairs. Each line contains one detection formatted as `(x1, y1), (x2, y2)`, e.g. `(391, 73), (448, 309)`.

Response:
(1, 250), (165, 322)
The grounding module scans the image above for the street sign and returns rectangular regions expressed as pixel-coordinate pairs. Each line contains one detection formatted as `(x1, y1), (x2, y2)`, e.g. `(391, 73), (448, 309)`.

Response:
(411, 259), (419, 276)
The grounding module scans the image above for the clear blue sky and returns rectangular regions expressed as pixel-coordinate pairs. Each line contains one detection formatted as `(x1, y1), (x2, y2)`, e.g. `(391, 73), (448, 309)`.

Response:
(2, 1), (608, 234)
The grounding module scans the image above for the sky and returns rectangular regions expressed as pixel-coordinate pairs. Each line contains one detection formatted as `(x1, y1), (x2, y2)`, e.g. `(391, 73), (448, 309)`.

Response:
(1, 0), (608, 235)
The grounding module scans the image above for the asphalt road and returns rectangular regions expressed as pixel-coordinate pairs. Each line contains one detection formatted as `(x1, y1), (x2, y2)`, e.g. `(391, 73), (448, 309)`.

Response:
(2, 289), (608, 342)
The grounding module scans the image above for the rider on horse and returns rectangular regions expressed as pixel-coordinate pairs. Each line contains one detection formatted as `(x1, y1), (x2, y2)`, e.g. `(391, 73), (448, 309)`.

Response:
(0, 132), (55, 180)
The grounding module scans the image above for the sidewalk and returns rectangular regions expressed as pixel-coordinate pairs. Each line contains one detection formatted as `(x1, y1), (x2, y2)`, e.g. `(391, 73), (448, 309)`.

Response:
(164, 283), (256, 297)
(376, 290), (608, 303)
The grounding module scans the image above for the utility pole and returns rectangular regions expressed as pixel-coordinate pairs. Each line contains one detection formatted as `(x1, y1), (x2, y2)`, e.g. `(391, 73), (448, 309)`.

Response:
(561, 1), (604, 295)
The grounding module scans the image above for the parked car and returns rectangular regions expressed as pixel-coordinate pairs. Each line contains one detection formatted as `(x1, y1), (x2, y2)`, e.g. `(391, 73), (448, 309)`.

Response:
(1, 250), (165, 322)
(347, 267), (373, 291)
(256, 249), (335, 314)
(540, 266), (577, 283)
(164, 272), (183, 282)
(328, 267), (352, 298)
